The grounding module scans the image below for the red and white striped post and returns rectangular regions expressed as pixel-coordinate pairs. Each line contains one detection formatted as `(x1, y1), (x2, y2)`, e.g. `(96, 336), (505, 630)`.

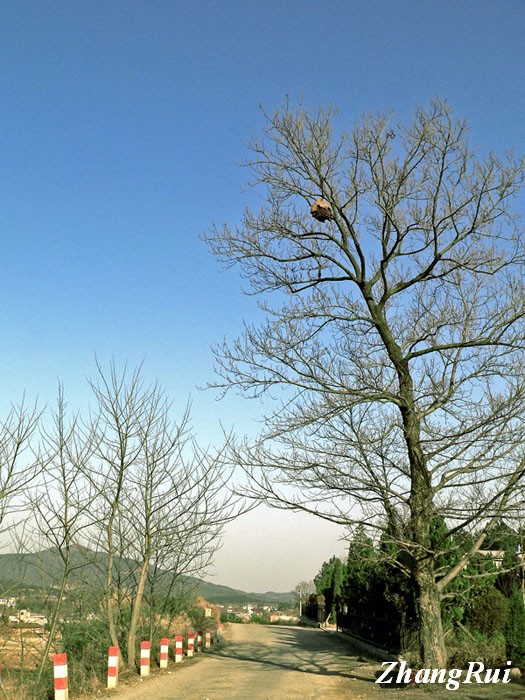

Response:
(205, 628), (211, 649)
(175, 635), (183, 663)
(197, 630), (203, 652)
(187, 632), (195, 658)
(107, 646), (119, 689)
(54, 653), (68, 700)
(140, 641), (151, 676)
(159, 637), (169, 669)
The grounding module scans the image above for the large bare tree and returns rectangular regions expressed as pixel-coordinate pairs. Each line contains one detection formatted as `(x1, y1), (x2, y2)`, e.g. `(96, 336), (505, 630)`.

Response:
(205, 100), (525, 665)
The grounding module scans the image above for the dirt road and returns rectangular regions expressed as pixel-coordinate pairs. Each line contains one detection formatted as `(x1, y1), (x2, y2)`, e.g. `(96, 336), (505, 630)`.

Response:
(106, 623), (378, 699)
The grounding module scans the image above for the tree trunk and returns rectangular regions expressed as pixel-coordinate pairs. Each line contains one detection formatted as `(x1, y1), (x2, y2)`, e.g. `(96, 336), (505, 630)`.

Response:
(37, 560), (70, 681)
(380, 315), (448, 667)
(406, 422), (447, 666)
(415, 562), (447, 666)
(105, 538), (122, 660)
(127, 558), (149, 667)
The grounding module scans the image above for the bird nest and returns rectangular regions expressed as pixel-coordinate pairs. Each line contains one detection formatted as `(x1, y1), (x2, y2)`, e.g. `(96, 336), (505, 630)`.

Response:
(310, 198), (333, 222)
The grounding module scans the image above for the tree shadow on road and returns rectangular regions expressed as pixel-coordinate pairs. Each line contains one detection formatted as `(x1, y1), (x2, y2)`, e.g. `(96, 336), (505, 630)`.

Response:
(211, 625), (377, 683)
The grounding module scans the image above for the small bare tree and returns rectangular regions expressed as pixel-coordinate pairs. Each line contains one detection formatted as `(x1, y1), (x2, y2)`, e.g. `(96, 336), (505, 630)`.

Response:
(30, 387), (97, 679)
(88, 362), (236, 666)
(141, 441), (237, 641)
(0, 399), (40, 532)
(205, 100), (525, 665)
(294, 580), (315, 616)
(84, 362), (153, 659)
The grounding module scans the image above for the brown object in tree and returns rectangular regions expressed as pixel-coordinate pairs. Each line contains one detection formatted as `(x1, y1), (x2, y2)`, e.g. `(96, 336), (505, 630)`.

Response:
(310, 198), (333, 222)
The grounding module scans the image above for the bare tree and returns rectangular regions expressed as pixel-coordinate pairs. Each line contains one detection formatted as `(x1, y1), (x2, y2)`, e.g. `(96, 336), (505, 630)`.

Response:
(88, 362), (236, 666)
(205, 100), (525, 665)
(142, 441), (237, 641)
(0, 399), (40, 532)
(30, 387), (97, 679)
(87, 362), (149, 659)
(294, 580), (315, 616)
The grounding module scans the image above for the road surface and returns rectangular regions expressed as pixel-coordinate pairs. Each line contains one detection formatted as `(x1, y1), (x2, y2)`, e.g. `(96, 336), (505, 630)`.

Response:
(107, 623), (378, 699)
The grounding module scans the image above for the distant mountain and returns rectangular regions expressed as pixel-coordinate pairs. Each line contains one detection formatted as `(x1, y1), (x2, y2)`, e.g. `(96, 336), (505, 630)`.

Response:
(197, 579), (293, 604)
(0, 547), (102, 589)
(0, 547), (293, 605)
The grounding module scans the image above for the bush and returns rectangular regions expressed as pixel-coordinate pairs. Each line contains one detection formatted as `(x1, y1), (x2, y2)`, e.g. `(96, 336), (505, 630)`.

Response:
(505, 588), (525, 670)
(447, 630), (507, 669)
(60, 619), (112, 694)
(464, 586), (509, 635)
(3, 668), (54, 700)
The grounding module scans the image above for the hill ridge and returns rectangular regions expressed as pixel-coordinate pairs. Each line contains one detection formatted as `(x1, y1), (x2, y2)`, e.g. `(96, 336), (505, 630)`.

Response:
(0, 547), (293, 605)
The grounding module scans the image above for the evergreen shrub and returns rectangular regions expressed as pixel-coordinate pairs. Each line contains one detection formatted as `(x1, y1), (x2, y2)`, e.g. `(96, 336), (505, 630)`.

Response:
(465, 586), (509, 635)
(505, 588), (525, 670)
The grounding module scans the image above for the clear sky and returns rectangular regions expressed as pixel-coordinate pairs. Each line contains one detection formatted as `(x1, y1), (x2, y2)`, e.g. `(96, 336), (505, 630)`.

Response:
(0, 1), (524, 592)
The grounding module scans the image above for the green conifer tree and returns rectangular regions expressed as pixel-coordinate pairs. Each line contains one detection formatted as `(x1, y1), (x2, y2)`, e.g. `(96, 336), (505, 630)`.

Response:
(505, 588), (525, 671)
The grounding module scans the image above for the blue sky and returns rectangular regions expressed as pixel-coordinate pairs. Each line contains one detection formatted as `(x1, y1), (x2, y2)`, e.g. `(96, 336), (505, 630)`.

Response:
(0, 1), (524, 591)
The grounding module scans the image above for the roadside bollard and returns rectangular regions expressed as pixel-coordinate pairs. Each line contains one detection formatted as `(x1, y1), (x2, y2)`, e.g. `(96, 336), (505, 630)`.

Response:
(54, 653), (69, 700)
(175, 635), (183, 663)
(107, 646), (119, 688)
(187, 632), (195, 657)
(160, 638), (169, 669)
(197, 630), (203, 652)
(140, 641), (151, 676)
